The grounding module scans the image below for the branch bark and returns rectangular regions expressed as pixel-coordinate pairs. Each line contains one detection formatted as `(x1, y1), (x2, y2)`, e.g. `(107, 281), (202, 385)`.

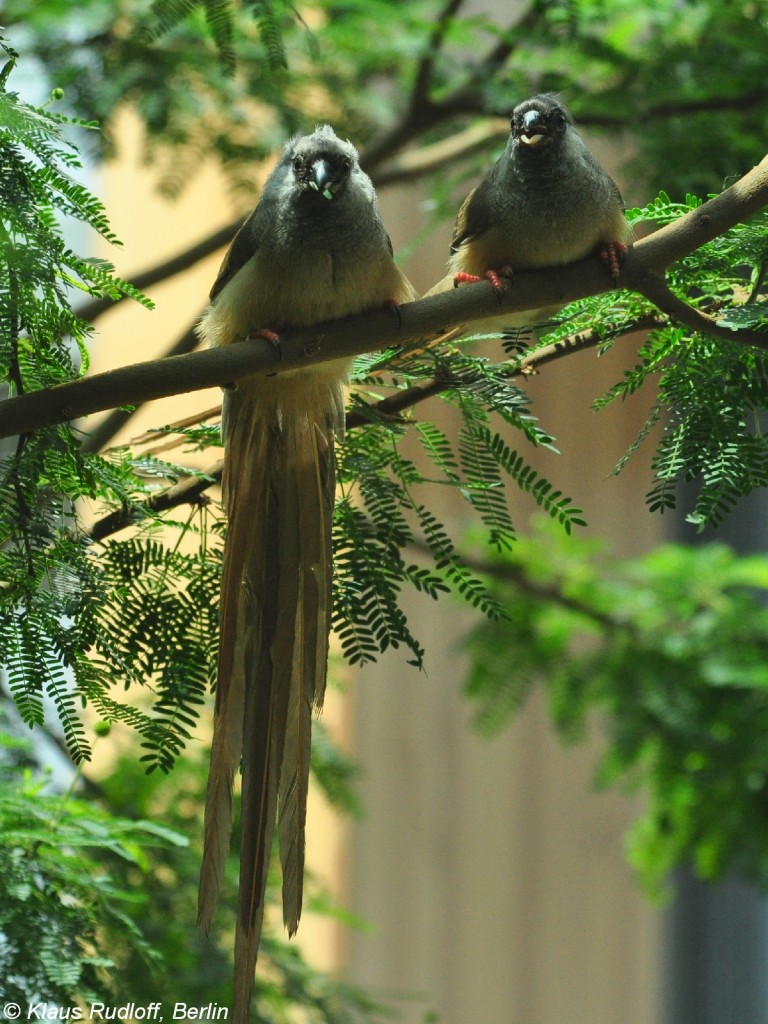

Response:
(87, 461), (223, 543)
(84, 316), (665, 542)
(80, 322), (200, 453)
(1, 156), (767, 443)
(373, 118), (508, 187)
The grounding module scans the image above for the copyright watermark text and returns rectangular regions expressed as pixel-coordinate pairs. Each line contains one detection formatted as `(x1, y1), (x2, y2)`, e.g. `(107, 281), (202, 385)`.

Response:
(1, 1004), (228, 1022)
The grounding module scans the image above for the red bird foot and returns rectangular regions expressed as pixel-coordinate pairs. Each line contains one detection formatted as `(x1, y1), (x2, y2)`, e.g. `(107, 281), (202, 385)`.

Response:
(598, 241), (629, 282)
(245, 328), (282, 374)
(453, 265), (514, 295)
(246, 327), (281, 345)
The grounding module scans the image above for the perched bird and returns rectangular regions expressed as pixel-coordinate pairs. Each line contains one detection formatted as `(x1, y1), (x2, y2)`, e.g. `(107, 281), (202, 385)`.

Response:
(196, 124), (415, 1022)
(428, 93), (632, 334)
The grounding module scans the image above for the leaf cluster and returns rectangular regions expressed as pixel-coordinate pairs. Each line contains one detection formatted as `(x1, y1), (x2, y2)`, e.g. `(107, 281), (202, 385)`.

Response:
(4, 0), (766, 197)
(0, 710), (185, 1004)
(333, 345), (584, 667)
(599, 193), (768, 529)
(0, 46), (190, 767)
(462, 521), (768, 895)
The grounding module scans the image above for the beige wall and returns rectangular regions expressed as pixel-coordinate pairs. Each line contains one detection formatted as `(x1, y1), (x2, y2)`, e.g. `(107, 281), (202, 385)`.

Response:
(96, 105), (665, 1022)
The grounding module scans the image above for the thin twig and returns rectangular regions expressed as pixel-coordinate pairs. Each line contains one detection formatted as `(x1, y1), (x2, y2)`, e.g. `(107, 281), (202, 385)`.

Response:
(409, 0), (466, 113)
(408, 538), (624, 633)
(74, 220), (240, 323)
(86, 460), (223, 543)
(581, 88), (768, 128)
(374, 118), (508, 187)
(346, 315), (661, 428)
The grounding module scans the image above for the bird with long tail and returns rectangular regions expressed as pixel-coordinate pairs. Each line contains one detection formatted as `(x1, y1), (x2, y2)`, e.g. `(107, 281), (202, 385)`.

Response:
(196, 124), (416, 1022)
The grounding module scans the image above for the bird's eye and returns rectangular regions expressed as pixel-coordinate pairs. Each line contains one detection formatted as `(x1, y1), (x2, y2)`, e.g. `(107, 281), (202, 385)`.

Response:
(340, 157), (351, 173)
(552, 111), (566, 127)
(292, 156), (303, 172)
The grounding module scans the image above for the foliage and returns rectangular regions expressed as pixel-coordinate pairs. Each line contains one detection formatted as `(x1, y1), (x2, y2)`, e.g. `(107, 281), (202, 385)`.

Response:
(334, 347), (585, 668)
(461, 521), (768, 895)
(95, 733), (389, 1021)
(0, 711), (389, 1018)
(2, 0), (768, 928)
(0, 711), (184, 1004)
(3, 0), (767, 197)
(599, 193), (768, 528)
(0, 35), (228, 772)
(0, 31), (587, 769)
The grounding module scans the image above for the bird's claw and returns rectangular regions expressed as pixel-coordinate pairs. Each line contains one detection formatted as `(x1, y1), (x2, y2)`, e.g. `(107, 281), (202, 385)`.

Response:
(453, 266), (513, 297)
(246, 328), (281, 345)
(246, 328), (282, 372)
(598, 241), (629, 282)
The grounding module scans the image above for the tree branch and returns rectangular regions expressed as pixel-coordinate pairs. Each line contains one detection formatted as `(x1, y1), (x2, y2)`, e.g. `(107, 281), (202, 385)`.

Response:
(636, 275), (765, 345)
(86, 460), (223, 543)
(84, 315), (666, 542)
(407, 539), (625, 633)
(373, 118), (508, 187)
(73, 90), (768, 332)
(409, 0), (466, 114)
(74, 220), (240, 323)
(1, 156), (766, 443)
(80, 322), (200, 453)
(580, 88), (768, 129)
(360, 5), (539, 169)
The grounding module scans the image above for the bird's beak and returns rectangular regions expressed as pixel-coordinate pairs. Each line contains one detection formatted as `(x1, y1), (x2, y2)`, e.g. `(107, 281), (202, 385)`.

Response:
(519, 110), (545, 147)
(307, 159), (336, 200)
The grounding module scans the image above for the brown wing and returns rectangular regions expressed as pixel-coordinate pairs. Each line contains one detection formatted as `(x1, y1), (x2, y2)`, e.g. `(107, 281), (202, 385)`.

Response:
(450, 176), (495, 255)
(209, 208), (262, 302)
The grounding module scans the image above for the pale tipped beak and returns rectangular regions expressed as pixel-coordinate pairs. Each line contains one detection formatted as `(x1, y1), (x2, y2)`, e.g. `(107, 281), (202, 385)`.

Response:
(520, 110), (545, 146)
(307, 159), (335, 200)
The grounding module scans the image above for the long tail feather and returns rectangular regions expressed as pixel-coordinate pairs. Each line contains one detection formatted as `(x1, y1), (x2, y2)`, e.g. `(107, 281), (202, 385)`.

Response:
(275, 403), (336, 934)
(198, 404), (265, 931)
(204, 376), (340, 1024)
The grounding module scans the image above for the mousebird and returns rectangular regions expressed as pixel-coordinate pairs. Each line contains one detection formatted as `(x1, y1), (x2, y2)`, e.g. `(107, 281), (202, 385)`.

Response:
(196, 124), (416, 1022)
(428, 93), (632, 335)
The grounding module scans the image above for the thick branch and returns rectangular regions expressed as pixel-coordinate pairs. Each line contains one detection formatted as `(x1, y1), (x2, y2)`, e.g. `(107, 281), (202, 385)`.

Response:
(630, 157), (768, 268)
(75, 92), (768, 330)
(80, 322), (200, 453)
(85, 315), (665, 541)
(1, 156), (767, 442)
